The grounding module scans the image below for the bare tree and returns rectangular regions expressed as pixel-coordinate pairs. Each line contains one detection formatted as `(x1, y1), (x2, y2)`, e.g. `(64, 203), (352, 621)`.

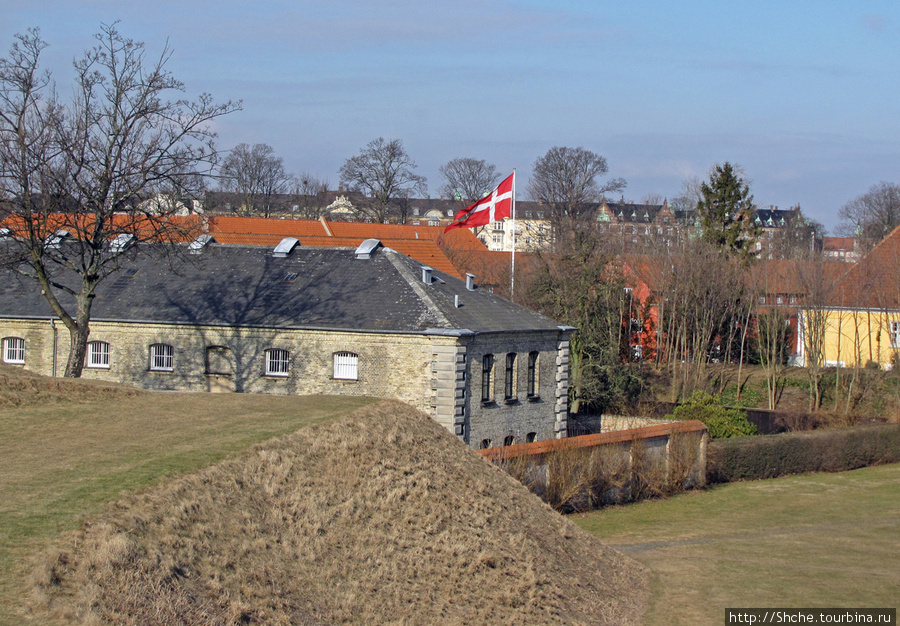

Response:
(792, 256), (838, 411)
(218, 143), (293, 218)
(669, 176), (703, 213)
(438, 157), (500, 204)
(527, 146), (626, 237)
(338, 137), (426, 223)
(291, 172), (328, 219)
(0, 25), (238, 377)
(838, 181), (900, 252)
(523, 224), (642, 415)
(652, 238), (747, 400)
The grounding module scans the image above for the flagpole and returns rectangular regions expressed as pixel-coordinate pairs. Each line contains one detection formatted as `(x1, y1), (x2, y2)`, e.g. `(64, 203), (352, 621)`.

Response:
(510, 169), (516, 299)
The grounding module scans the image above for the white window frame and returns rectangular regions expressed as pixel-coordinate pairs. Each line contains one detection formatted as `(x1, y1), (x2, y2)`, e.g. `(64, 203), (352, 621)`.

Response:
(86, 341), (110, 369)
(333, 351), (358, 380)
(2, 337), (25, 364)
(149, 343), (174, 372)
(891, 321), (900, 349)
(266, 348), (290, 377)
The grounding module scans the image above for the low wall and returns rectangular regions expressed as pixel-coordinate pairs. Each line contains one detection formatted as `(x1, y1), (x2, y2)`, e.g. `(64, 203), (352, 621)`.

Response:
(479, 420), (709, 511)
(599, 415), (672, 432)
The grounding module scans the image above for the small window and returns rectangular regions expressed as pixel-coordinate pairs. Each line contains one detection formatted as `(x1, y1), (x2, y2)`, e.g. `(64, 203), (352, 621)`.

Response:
(525, 432), (537, 443)
(480, 439), (492, 449)
(2, 337), (25, 364)
(503, 435), (516, 447)
(527, 351), (539, 398)
(149, 343), (174, 371)
(86, 341), (110, 369)
(481, 354), (494, 403)
(504, 353), (516, 401)
(334, 351), (358, 380)
(891, 322), (900, 349)
(266, 348), (290, 376)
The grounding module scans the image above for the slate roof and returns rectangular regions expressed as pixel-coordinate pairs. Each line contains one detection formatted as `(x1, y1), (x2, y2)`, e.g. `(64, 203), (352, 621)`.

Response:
(0, 242), (563, 334)
(603, 202), (664, 223)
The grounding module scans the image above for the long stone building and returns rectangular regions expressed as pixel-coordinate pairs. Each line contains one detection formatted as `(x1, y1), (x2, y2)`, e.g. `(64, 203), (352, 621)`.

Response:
(0, 237), (573, 448)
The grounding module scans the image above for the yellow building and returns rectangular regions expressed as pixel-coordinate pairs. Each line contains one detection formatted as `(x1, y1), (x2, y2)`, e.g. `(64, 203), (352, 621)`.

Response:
(796, 225), (900, 369)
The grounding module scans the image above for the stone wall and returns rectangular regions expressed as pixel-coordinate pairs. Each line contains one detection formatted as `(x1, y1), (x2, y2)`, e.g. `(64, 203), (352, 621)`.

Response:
(0, 319), (571, 448)
(464, 330), (570, 448)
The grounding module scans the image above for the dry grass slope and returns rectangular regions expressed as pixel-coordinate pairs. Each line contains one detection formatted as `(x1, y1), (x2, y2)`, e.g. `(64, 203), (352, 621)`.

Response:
(32, 400), (649, 625)
(0, 362), (144, 407)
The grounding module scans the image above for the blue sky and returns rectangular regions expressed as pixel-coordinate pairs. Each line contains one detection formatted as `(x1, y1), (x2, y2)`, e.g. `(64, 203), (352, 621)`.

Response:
(3, 1), (900, 231)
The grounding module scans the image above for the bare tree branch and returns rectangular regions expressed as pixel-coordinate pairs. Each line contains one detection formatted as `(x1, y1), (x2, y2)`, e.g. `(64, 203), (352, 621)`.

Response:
(0, 24), (239, 376)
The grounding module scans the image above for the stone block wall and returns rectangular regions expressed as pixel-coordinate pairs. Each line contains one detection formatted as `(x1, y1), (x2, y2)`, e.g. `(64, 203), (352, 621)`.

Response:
(1, 318), (571, 448)
(464, 329), (571, 449)
(0, 319), (440, 414)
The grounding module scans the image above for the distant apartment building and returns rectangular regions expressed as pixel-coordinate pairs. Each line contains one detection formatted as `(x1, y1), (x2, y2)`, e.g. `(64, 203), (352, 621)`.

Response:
(822, 236), (858, 262)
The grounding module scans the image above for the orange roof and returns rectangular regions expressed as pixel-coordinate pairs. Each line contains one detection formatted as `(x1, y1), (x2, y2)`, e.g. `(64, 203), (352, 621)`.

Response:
(823, 236), (855, 251)
(834, 223), (900, 309)
(326, 221), (444, 240)
(210, 232), (461, 277)
(207, 216), (328, 237)
(1, 213), (203, 242)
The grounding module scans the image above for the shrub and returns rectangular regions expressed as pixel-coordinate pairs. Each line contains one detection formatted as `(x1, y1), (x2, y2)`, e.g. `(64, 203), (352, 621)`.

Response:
(707, 423), (900, 483)
(666, 391), (758, 438)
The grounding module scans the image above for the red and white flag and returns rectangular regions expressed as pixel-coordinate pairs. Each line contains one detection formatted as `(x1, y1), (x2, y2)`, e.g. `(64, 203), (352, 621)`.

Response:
(444, 173), (514, 232)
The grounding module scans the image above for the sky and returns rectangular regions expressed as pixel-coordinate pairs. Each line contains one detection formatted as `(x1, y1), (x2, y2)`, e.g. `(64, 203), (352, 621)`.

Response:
(3, 1), (900, 232)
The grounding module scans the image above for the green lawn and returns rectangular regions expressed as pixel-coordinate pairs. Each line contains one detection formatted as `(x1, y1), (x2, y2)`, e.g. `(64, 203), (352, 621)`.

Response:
(0, 391), (372, 625)
(572, 464), (900, 625)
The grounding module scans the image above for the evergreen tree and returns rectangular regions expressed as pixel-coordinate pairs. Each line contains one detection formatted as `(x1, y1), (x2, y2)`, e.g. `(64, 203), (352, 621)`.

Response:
(697, 162), (761, 258)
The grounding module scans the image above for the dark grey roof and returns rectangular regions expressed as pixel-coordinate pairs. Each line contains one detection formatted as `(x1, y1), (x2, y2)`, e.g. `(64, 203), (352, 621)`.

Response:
(0, 242), (562, 334)
(604, 202), (664, 223)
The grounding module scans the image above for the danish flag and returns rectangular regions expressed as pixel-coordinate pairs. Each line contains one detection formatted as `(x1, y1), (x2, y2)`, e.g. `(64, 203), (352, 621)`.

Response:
(444, 172), (514, 232)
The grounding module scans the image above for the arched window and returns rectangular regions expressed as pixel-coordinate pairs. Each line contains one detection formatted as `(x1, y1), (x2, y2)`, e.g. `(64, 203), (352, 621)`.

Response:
(86, 341), (110, 369)
(149, 343), (174, 371)
(333, 351), (358, 380)
(265, 348), (290, 376)
(2, 337), (25, 364)
(525, 432), (537, 443)
(527, 351), (540, 398)
(480, 438), (492, 449)
(503, 435), (516, 447)
(481, 354), (494, 403)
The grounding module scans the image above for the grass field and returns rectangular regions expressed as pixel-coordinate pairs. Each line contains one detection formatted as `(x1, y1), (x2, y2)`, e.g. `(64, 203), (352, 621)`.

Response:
(0, 389), (372, 625)
(572, 464), (900, 625)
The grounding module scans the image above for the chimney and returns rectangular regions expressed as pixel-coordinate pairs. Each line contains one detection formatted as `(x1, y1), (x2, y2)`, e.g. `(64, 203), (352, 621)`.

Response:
(421, 266), (433, 284)
(466, 273), (475, 291)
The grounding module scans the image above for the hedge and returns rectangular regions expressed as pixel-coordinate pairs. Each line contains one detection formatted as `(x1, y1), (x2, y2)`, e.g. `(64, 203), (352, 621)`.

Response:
(707, 423), (900, 483)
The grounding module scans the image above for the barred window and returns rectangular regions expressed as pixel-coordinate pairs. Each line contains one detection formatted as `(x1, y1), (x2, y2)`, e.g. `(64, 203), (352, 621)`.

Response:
(86, 341), (110, 369)
(2, 337), (24, 364)
(149, 343), (174, 371)
(333, 351), (358, 380)
(266, 349), (290, 376)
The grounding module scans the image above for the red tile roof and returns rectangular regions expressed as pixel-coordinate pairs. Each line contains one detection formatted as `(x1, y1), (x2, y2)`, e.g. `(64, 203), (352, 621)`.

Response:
(207, 216), (328, 237)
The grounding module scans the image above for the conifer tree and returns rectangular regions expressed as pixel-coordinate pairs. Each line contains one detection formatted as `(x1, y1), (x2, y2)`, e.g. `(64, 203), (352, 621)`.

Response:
(697, 162), (761, 258)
